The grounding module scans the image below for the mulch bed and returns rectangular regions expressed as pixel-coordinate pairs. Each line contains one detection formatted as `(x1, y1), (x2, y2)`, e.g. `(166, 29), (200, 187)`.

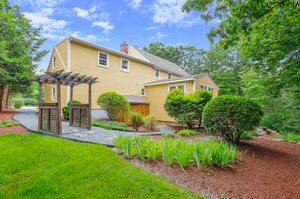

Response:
(129, 136), (300, 199)
(0, 109), (28, 134)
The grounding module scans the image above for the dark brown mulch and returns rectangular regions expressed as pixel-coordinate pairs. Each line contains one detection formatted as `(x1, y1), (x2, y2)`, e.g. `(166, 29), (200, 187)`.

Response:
(129, 136), (300, 199)
(128, 125), (160, 132)
(0, 109), (28, 134)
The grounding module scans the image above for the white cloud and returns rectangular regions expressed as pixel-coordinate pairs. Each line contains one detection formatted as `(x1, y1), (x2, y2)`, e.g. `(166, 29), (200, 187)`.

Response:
(92, 21), (114, 33)
(149, 32), (168, 40)
(144, 26), (157, 31)
(152, 0), (199, 26)
(24, 8), (68, 39)
(73, 6), (99, 20)
(71, 31), (109, 42)
(126, 0), (142, 9)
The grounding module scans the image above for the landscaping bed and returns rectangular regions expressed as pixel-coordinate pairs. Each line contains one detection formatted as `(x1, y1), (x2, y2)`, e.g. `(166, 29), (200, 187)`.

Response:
(0, 109), (28, 134)
(128, 136), (300, 199)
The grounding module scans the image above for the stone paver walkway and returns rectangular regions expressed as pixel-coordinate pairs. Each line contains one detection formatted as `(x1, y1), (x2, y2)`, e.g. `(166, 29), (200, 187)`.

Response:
(14, 107), (175, 146)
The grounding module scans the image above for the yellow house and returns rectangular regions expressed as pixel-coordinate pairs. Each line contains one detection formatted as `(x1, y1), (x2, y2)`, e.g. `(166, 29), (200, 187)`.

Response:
(44, 36), (218, 122)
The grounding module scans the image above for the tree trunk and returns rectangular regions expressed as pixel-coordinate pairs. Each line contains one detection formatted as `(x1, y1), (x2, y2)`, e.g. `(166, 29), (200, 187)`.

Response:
(0, 85), (9, 111)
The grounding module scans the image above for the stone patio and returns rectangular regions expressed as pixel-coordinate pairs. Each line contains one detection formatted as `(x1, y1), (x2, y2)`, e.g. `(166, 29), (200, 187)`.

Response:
(14, 107), (175, 146)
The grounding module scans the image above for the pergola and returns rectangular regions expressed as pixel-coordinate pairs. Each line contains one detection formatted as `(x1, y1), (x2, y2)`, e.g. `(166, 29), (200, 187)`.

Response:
(31, 70), (98, 135)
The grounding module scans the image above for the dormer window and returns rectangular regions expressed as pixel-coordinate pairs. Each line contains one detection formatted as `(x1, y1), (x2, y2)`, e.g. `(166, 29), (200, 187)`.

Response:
(120, 58), (129, 72)
(168, 73), (172, 79)
(52, 56), (56, 70)
(155, 69), (160, 79)
(98, 51), (109, 68)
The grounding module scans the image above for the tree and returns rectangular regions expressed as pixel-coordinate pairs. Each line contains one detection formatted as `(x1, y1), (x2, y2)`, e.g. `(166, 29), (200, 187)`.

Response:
(202, 95), (263, 145)
(194, 90), (213, 128)
(0, 0), (48, 110)
(97, 91), (130, 121)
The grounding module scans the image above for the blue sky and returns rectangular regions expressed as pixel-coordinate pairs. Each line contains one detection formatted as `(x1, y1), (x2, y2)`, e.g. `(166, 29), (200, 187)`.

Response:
(10, 0), (217, 71)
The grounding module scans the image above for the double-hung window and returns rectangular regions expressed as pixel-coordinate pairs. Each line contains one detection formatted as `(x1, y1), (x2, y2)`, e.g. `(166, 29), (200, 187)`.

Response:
(168, 73), (172, 79)
(120, 58), (129, 72)
(200, 84), (214, 93)
(98, 51), (108, 67)
(51, 87), (56, 101)
(52, 56), (56, 70)
(168, 84), (185, 93)
(155, 69), (160, 79)
(141, 88), (146, 96)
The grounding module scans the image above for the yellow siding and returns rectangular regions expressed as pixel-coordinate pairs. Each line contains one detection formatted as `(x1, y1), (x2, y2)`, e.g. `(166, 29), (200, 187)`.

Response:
(145, 81), (194, 122)
(70, 41), (170, 108)
(195, 75), (218, 96)
(146, 75), (218, 122)
(44, 40), (68, 107)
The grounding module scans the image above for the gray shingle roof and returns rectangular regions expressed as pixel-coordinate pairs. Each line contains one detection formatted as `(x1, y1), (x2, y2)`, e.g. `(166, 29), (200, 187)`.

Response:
(133, 46), (190, 77)
(144, 74), (207, 86)
(124, 95), (149, 104)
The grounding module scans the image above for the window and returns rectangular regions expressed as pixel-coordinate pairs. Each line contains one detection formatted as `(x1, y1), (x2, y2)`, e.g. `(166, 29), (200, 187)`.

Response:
(120, 58), (129, 72)
(168, 84), (186, 93)
(200, 84), (214, 93)
(141, 88), (146, 96)
(98, 51), (109, 67)
(168, 73), (172, 79)
(51, 87), (56, 101)
(52, 56), (56, 70)
(155, 69), (160, 79)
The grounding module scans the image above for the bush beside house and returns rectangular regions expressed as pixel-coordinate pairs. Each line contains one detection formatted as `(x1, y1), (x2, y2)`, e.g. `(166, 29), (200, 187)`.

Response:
(62, 100), (81, 120)
(203, 95), (263, 145)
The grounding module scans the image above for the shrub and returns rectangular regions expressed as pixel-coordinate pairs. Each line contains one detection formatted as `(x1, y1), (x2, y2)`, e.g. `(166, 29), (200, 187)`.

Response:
(13, 100), (24, 109)
(92, 120), (134, 132)
(240, 131), (257, 140)
(144, 115), (157, 130)
(280, 132), (300, 142)
(177, 129), (199, 137)
(164, 88), (212, 129)
(203, 95), (263, 145)
(97, 91), (129, 121)
(131, 112), (144, 131)
(0, 120), (19, 128)
(62, 100), (81, 120)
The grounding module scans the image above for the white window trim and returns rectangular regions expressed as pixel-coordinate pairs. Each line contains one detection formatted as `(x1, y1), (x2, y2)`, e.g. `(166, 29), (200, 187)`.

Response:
(168, 83), (186, 94)
(51, 87), (56, 102)
(200, 84), (214, 92)
(168, 73), (172, 79)
(52, 56), (56, 70)
(140, 87), (146, 96)
(98, 51), (109, 68)
(155, 69), (160, 79)
(120, 57), (129, 72)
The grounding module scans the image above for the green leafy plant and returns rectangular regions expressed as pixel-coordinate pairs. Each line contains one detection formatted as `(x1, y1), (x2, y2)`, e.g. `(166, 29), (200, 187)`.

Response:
(203, 95), (263, 145)
(62, 100), (81, 120)
(161, 139), (176, 165)
(92, 120), (134, 132)
(144, 115), (157, 130)
(173, 139), (192, 169)
(177, 129), (199, 137)
(131, 112), (144, 131)
(163, 132), (176, 138)
(13, 99), (24, 109)
(0, 119), (19, 128)
(280, 132), (300, 143)
(113, 135), (136, 158)
(97, 91), (130, 121)
(240, 131), (257, 140)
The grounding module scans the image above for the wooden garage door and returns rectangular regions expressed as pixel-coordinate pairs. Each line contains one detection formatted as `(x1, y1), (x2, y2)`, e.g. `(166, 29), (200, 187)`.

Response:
(117, 103), (149, 123)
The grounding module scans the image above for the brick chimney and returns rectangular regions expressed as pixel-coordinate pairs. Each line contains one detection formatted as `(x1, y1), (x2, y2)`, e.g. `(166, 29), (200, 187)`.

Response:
(120, 41), (128, 54)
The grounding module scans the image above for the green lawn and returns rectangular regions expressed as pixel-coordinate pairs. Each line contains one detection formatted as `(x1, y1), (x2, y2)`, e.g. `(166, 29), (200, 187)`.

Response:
(0, 133), (200, 199)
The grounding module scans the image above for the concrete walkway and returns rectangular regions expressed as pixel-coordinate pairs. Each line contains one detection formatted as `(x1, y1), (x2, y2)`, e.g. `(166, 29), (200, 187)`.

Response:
(14, 107), (175, 146)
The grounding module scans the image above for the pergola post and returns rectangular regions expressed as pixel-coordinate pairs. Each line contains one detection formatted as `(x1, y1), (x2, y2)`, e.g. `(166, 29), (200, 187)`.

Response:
(38, 82), (42, 130)
(69, 85), (73, 126)
(57, 81), (62, 135)
(88, 83), (92, 130)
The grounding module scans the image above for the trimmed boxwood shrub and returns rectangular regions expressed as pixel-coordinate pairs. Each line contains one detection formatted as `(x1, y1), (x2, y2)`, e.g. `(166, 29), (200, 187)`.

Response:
(97, 91), (129, 121)
(202, 95), (263, 145)
(62, 100), (81, 120)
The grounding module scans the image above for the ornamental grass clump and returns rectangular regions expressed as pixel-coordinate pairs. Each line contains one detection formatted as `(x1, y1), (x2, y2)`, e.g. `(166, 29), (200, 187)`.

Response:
(173, 139), (193, 169)
(113, 135), (136, 158)
(161, 139), (177, 165)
